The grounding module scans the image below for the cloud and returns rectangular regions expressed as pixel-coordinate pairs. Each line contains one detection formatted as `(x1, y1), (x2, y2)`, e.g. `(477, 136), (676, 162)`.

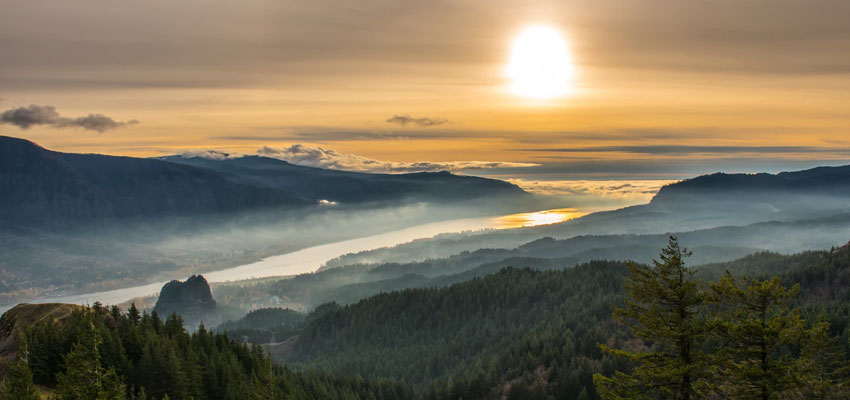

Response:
(212, 126), (472, 142)
(508, 179), (675, 201)
(256, 144), (538, 173)
(514, 145), (850, 156)
(0, 104), (138, 132)
(179, 149), (241, 160)
(502, 178), (678, 212)
(4, 0), (849, 94)
(386, 115), (447, 127)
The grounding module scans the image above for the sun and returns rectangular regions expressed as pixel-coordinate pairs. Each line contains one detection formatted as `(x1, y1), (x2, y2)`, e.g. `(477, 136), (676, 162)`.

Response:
(506, 25), (575, 100)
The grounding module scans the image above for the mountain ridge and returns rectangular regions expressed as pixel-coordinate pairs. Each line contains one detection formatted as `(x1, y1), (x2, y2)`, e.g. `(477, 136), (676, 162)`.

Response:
(650, 165), (850, 210)
(0, 135), (528, 230)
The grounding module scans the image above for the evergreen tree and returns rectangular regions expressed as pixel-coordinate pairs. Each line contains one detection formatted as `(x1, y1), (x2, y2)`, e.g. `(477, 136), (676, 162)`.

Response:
(18, 301), (416, 400)
(0, 333), (40, 400)
(55, 311), (126, 400)
(800, 318), (850, 399)
(164, 313), (186, 337)
(99, 368), (128, 400)
(708, 274), (806, 399)
(128, 303), (141, 325)
(56, 323), (101, 399)
(594, 236), (707, 400)
(111, 305), (123, 323)
(135, 386), (147, 400)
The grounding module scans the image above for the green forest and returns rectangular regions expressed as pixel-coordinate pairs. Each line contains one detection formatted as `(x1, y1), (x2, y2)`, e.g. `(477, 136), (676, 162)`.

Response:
(1, 305), (412, 400)
(3, 238), (850, 399)
(247, 238), (850, 399)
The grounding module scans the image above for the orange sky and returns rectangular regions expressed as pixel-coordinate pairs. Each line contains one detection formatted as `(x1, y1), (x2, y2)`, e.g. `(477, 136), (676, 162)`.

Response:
(2, 0), (849, 180)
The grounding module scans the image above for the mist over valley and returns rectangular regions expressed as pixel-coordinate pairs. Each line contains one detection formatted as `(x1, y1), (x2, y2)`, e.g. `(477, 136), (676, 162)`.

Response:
(2, 2), (850, 396)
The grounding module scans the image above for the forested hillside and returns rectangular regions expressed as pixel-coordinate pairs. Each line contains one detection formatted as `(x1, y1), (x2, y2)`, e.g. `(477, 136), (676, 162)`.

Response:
(4, 242), (849, 399)
(285, 262), (627, 394)
(0, 135), (526, 229)
(228, 241), (850, 399)
(216, 308), (306, 344)
(0, 303), (412, 400)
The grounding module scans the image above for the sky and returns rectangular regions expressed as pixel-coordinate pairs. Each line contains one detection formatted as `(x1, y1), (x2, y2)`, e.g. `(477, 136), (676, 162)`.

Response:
(2, 0), (850, 198)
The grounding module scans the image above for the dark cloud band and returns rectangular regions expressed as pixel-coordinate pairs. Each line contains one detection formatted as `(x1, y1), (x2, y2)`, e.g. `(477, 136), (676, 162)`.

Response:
(386, 115), (447, 127)
(0, 104), (138, 132)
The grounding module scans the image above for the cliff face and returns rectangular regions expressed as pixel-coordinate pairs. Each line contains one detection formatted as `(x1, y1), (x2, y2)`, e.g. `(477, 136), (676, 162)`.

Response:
(153, 275), (219, 329)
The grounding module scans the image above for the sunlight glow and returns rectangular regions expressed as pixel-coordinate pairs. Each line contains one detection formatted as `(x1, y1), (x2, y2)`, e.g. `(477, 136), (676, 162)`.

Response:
(493, 208), (586, 229)
(506, 25), (575, 99)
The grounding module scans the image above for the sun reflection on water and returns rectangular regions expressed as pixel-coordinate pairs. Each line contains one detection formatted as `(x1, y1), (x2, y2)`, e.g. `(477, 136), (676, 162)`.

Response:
(493, 208), (586, 229)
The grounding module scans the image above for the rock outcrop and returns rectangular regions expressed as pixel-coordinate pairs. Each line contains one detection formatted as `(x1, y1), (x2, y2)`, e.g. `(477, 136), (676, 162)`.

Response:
(153, 275), (219, 329)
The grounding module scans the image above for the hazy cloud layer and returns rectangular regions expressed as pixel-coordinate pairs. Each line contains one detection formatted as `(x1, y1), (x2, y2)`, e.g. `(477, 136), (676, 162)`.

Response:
(509, 179), (674, 201)
(216, 127), (726, 144)
(0, 104), (138, 132)
(3, 0), (848, 90)
(179, 149), (241, 160)
(214, 127), (491, 142)
(515, 145), (850, 156)
(257, 144), (538, 173)
(3, 0), (848, 180)
(386, 115), (448, 127)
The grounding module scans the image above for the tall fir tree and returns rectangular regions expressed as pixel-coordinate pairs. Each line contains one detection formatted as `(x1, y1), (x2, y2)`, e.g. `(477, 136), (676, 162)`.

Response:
(708, 274), (806, 399)
(127, 303), (141, 325)
(0, 332), (40, 400)
(55, 311), (126, 400)
(594, 236), (707, 400)
(800, 318), (850, 399)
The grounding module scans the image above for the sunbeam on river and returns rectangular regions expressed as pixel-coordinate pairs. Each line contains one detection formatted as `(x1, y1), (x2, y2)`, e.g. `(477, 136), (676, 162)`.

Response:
(493, 208), (585, 228)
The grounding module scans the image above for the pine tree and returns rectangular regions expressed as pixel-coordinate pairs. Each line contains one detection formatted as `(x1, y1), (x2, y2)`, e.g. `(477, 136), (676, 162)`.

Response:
(594, 236), (707, 400)
(0, 333), (40, 400)
(55, 311), (126, 400)
(110, 305), (123, 323)
(707, 274), (806, 399)
(150, 310), (163, 334)
(128, 303), (141, 325)
(99, 368), (128, 400)
(800, 318), (850, 399)
(56, 323), (101, 399)
(164, 313), (185, 337)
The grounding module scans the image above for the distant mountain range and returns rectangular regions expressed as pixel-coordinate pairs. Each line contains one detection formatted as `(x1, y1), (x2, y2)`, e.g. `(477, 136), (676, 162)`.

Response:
(4, 133), (850, 307)
(0, 135), (527, 229)
(650, 165), (850, 212)
(320, 164), (850, 271)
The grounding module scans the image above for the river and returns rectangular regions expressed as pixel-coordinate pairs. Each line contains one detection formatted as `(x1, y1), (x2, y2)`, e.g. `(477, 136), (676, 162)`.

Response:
(2, 208), (582, 312)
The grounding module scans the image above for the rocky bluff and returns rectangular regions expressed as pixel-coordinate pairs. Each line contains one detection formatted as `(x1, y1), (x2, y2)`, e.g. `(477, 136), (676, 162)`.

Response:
(153, 275), (220, 329)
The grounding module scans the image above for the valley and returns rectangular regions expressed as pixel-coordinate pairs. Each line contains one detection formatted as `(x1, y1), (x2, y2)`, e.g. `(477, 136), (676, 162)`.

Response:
(4, 4), (849, 398)
(0, 209), (576, 313)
